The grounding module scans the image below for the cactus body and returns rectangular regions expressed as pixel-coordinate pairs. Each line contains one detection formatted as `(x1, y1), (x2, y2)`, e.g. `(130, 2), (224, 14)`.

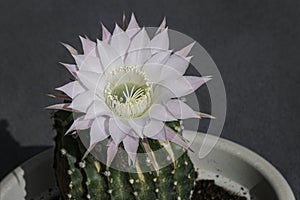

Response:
(53, 110), (195, 200)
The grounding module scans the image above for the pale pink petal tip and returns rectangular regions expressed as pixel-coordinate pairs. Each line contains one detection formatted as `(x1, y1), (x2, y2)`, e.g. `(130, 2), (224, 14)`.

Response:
(106, 140), (118, 167)
(155, 16), (167, 34)
(45, 103), (73, 112)
(61, 42), (78, 55)
(175, 42), (196, 57)
(101, 23), (111, 43)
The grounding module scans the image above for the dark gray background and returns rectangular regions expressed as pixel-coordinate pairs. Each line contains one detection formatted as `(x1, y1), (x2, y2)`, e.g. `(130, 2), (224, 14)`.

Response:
(0, 0), (299, 198)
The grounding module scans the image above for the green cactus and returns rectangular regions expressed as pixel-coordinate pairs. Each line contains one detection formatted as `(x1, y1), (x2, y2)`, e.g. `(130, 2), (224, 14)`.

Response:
(53, 110), (195, 200)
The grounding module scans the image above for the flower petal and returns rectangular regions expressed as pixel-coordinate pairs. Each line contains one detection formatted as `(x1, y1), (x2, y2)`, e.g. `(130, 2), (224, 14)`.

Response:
(59, 62), (78, 77)
(126, 13), (140, 38)
(84, 100), (111, 120)
(148, 125), (166, 141)
(125, 28), (151, 66)
(77, 70), (101, 92)
(143, 120), (164, 138)
(56, 81), (86, 99)
(175, 42), (195, 57)
(123, 134), (139, 164)
(109, 118), (127, 145)
(69, 91), (96, 112)
(97, 39), (124, 71)
(155, 17), (167, 34)
(61, 42), (78, 55)
(148, 104), (176, 121)
(128, 117), (147, 138)
(90, 116), (109, 145)
(165, 126), (190, 150)
(66, 116), (93, 134)
(111, 24), (130, 57)
(72, 55), (102, 73)
(106, 140), (118, 166)
(45, 103), (74, 112)
(166, 99), (199, 119)
(164, 54), (192, 77)
(101, 23), (111, 43)
(79, 36), (96, 56)
(148, 28), (169, 53)
(160, 75), (211, 98)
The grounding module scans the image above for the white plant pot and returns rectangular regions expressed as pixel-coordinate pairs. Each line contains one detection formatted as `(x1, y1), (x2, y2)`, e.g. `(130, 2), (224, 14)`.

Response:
(0, 131), (295, 200)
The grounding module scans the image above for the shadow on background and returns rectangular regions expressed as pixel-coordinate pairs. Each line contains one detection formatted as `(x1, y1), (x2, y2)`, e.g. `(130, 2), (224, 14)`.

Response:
(0, 119), (51, 180)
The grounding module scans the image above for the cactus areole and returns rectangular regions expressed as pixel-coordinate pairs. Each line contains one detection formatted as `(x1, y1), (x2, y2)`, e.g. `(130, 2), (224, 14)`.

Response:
(49, 13), (212, 199)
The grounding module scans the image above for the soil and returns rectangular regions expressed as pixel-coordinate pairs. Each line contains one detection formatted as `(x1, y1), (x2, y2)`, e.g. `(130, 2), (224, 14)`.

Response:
(191, 180), (247, 200)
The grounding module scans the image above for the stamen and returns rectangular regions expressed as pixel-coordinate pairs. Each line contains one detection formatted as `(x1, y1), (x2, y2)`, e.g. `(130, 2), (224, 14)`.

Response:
(104, 66), (152, 118)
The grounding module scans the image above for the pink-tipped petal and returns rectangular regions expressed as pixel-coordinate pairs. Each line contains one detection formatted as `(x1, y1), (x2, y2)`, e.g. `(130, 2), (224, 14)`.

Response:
(84, 100), (110, 120)
(148, 104), (176, 121)
(45, 103), (74, 112)
(109, 118), (127, 145)
(164, 54), (192, 76)
(143, 120), (164, 138)
(61, 42), (78, 55)
(59, 62), (78, 77)
(69, 91), (96, 112)
(175, 42), (195, 57)
(79, 36), (96, 56)
(155, 16), (166, 34)
(47, 93), (72, 101)
(106, 140), (118, 167)
(128, 118), (147, 138)
(148, 125), (166, 141)
(148, 28), (169, 53)
(125, 28), (151, 66)
(111, 24), (130, 56)
(101, 23), (111, 43)
(126, 13), (140, 38)
(90, 116), (109, 145)
(66, 116), (93, 134)
(166, 99), (199, 119)
(165, 126), (190, 150)
(72, 54), (102, 73)
(142, 139), (159, 170)
(123, 134), (139, 164)
(56, 81), (86, 99)
(160, 75), (210, 98)
(97, 39), (124, 71)
(77, 71), (101, 91)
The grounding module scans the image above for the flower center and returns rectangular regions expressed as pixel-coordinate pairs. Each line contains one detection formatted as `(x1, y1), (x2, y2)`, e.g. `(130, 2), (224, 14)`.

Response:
(104, 66), (152, 118)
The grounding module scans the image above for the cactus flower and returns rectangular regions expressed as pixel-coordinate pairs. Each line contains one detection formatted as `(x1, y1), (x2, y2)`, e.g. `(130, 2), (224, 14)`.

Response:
(48, 14), (211, 166)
